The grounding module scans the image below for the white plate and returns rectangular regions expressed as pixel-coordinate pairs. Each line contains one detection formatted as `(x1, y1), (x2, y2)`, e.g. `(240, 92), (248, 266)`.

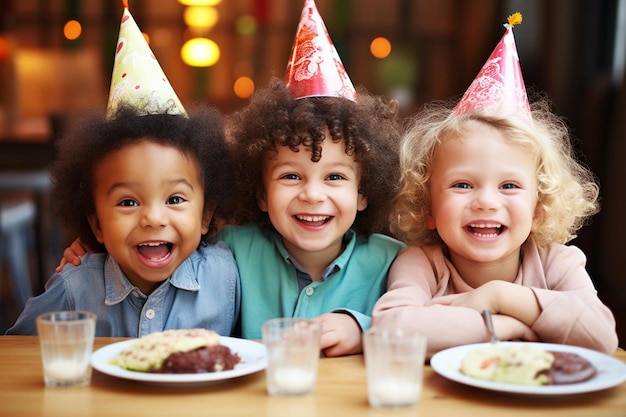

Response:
(430, 342), (626, 396)
(91, 336), (267, 385)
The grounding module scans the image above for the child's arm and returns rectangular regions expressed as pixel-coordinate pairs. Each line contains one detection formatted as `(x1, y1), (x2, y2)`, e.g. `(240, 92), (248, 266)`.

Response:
(311, 313), (362, 357)
(430, 244), (618, 354)
(491, 313), (539, 342)
(373, 244), (538, 358)
(430, 280), (541, 327)
(527, 244), (618, 354)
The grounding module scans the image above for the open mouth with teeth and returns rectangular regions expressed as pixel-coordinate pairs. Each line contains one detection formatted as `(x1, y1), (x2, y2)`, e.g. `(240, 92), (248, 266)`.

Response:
(136, 241), (173, 261)
(467, 223), (505, 238)
(294, 214), (332, 227)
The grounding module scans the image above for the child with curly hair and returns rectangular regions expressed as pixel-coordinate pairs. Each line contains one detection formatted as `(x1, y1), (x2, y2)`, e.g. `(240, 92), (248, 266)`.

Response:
(374, 13), (617, 357)
(7, 106), (241, 337)
(220, 79), (404, 356)
(9, 0), (241, 337)
(372, 97), (618, 357)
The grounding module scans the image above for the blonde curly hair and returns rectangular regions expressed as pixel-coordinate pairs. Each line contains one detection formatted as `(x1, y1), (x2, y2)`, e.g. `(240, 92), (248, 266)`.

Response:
(391, 98), (599, 247)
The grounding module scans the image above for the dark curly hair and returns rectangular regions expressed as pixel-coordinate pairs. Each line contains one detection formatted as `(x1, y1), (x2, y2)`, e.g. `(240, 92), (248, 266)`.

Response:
(227, 79), (401, 236)
(50, 105), (237, 252)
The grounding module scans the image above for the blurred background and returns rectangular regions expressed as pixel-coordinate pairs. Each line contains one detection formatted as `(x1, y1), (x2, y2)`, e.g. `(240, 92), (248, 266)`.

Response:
(0, 0), (624, 345)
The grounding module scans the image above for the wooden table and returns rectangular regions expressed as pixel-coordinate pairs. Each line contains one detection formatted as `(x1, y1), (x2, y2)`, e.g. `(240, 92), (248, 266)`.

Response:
(1, 336), (624, 417)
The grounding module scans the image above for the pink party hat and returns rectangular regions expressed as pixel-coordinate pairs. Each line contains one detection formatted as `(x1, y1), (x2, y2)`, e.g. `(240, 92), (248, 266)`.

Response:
(285, 0), (357, 101)
(454, 12), (531, 120)
(106, 0), (187, 119)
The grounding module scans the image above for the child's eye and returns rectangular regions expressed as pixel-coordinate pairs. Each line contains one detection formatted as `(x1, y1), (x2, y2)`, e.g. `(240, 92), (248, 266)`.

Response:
(501, 183), (520, 190)
(118, 199), (138, 207)
(452, 182), (471, 189)
(167, 196), (186, 205)
(280, 173), (300, 180)
(327, 173), (346, 181)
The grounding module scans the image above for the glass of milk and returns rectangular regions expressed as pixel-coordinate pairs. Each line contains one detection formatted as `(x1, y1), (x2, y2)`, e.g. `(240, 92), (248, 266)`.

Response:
(262, 318), (321, 396)
(36, 311), (96, 387)
(363, 326), (427, 408)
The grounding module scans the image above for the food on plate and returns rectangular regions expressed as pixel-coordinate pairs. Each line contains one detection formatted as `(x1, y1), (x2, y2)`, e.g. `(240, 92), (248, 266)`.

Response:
(461, 344), (553, 385)
(460, 344), (596, 385)
(110, 328), (241, 373)
(548, 351), (597, 385)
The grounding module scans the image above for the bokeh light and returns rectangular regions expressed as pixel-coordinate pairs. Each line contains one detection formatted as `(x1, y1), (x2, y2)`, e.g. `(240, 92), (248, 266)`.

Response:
(181, 37), (220, 67)
(184, 6), (218, 29)
(233, 76), (255, 98)
(0, 36), (10, 61)
(178, 0), (221, 6)
(63, 20), (82, 41)
(370, 37), (391, 59)
(235, 15), (257, 36)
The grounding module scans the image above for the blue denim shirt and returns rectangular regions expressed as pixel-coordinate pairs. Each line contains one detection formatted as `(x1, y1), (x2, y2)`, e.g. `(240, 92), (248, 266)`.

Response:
(6, 241), (240, 337)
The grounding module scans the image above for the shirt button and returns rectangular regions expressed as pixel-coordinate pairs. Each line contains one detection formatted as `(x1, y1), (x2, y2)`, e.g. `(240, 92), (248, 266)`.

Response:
(305, 287), (314, 296)
(145, 309), (156, 319)
(131, 291), (139, 298)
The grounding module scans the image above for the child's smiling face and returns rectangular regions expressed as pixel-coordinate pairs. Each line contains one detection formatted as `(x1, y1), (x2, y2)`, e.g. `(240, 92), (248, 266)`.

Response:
(427, 121), (540, 273)
(88, 140), (210, 294)
(258, 131), (368, 266)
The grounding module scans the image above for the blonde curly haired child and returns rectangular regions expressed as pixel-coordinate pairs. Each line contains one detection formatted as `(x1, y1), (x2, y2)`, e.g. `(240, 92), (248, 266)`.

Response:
(372, 97), (618, 357)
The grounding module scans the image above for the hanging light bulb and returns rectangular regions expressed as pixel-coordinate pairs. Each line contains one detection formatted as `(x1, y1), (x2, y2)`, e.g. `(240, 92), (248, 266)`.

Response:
(181, 37), (220, 67)
(184, 6), (219, 29)
(178, 0), (221, 6)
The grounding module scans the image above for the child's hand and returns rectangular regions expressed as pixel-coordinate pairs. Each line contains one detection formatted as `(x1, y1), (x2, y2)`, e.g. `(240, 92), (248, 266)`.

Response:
(311, 313), (362, 357)
(429, 280), (541, 327)
(55, 238), (89, 273)
(492, 314), (539, 342)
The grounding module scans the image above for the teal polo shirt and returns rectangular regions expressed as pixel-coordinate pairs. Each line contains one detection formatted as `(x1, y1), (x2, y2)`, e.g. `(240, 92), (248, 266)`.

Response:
(217, 224), (405, 339)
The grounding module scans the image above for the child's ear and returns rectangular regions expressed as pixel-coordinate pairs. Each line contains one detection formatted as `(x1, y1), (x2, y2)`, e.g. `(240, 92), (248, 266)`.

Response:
(357, 193), (368, 211)
(202, 203), (216, 235)
(531, 203), (543, 232)
(257, 189), (268, 212)
(87, 214), (105, 244)
(427, 214), (437, 230)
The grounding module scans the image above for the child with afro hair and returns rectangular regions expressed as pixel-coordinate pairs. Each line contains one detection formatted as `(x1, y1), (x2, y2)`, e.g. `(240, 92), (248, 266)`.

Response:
(7, 106), (240, 337)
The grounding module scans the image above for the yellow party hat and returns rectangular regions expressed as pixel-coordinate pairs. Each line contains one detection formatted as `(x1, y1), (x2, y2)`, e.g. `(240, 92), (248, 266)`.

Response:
(106, 0), (187, 119)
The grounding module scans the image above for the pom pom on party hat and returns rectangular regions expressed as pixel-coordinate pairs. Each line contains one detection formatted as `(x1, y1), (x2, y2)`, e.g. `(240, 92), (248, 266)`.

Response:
(454, 12), (530, 120)
(285, 0), (357, 101)
(106, 0), (187, 119)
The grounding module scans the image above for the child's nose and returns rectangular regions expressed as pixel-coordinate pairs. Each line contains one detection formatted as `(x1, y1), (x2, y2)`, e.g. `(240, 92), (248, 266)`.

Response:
(140, 204), (168, 227)
(299, 180), (326, 203)
(471, 188), (501, 211)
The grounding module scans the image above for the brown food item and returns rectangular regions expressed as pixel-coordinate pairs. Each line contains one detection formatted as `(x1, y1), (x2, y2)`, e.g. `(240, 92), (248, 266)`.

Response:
(155, 345), (241, 374)
(545, 351), (597, 385)
(111, 329), (240, 373)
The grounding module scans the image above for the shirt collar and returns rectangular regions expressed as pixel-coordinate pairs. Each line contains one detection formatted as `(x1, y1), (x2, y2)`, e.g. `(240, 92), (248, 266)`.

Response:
(103, 253), (201, 305)
(270, 227), (359, 279)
